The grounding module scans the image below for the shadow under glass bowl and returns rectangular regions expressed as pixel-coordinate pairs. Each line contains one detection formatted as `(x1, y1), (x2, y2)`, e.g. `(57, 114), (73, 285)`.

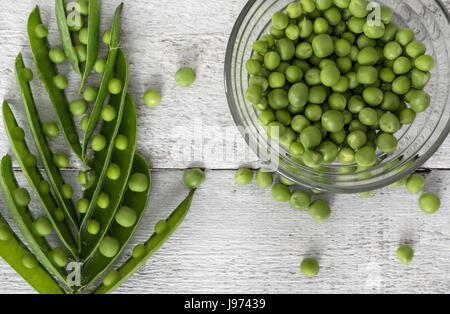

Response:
(225, 0), (450, 193)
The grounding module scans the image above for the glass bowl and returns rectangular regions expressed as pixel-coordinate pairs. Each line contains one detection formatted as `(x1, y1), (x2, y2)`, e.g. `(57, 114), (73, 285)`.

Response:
(225, 0), (450, 193)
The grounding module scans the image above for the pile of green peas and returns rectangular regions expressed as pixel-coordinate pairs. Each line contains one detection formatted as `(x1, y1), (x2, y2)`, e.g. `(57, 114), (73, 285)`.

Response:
(235, 168), (331, 222)
(246, 0), (435, 170)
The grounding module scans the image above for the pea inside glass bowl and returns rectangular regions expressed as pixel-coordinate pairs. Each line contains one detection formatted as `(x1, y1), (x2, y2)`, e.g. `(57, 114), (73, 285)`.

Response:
(225, 0), (450, 193)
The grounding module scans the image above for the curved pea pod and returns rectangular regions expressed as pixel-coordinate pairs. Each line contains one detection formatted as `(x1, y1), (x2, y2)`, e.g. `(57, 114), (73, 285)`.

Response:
(79, 48), (129, 230)
(28, 6), (82, 159)
(93, 189), (196, 294)
(3, 101), (77, 257)
(81, 154), (151, 288)
(55, 0), (81, 75)
(80, 93), (137, 261)
(0, 213), (65, 294)
(82, 3), (123, 160)
(0, 156), (70, 289)
(79, 0), (101, 93)
(15, 53), (78, 229)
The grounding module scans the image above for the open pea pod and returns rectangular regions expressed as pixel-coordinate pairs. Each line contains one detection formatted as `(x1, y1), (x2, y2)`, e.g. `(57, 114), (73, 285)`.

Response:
(82, 3), (123, 160)
(79, 0), (101, 93)
(80, 94), (137, 261)
(55, 0), (81, 75)
(3, 101), (77, 257)
(80, 48), (129, 230)
(28, 6), (82, 159)
(93, 189), (196, 294)
(81, 153), (151, 288)
(0, 156), (70, 289)
(15, 53), (79, 229)
(0, 213), (65, 294)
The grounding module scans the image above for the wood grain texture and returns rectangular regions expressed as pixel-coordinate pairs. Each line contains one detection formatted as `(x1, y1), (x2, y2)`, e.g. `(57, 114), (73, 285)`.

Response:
(0, 0), (449, 294)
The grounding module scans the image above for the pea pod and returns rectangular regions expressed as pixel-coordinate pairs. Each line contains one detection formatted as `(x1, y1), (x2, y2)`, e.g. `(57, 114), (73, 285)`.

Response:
(79, 0), (101, 93)
(0, 156), (70, 289)
(15, 53), (79, 229)
(28, 6), (82, 159)
(55, 0), (81, 75)
(0, 213), (65, 294)
(93, 189), (195, 294)
(82, 3), (123, 160)
(81, 154), (151, 288)
(80, 94), (137, 261)
(80, 48), (129, 230)
(3, 100), (77, 257)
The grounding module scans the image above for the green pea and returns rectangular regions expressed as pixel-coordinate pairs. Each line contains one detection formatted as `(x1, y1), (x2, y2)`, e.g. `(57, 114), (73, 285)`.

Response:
(270, 26), (285, 39)
(392, 75), (411, 95)
(415, 55), (435, 72)
(379, 67), (395, 83)
(346, 130), (367, 150)
(334, 0), (350, 8)
(53, 74), (68, 90)
(255, 170), (273, 189)
(268, 89), (289, 110)
(23, 153), (37, 168)
(312, 34), (334, 58)
(85, 219), (101, 235)
(338, 147), (355, 165)
(78, 171), (86, 185)
(321, 110), (344, 133)
(393, 57), (412, 75)
(245, 85), (262, 105)
(276, 38), (295, 61)
(301, 0), (316, 13)
(103, 271), (120, 287)
(399, 109), (416, 125)
(349, 0), (369, 18)
(49, 248), (68, 268)
(336, 57), (352, 74)
(305, 104), (323, 122)
(83, 86), (99, 102)
(316, 141), (337, 164)
(35, 24), (48, 38)
(355, 146), (377, 167)
(132, 244), (147, 259)
(142, 89), (163, 108)
(183, 168), (206, 189)
(32, 216), (53, 237)
(258, 110), (276, 126)
(314, 17), (329, 34)
(176, 67), (196, 87)
(409, 90), (430, 113)
(154, 220), (169, 235)
(75, 44), (87, 62)
(12, 188), (31, 208)
(357, 47), (378, 66)
(107, 163), (121, 181)
(99, 236), (120, 258)
(405, 174), (426, 194)
(381, 23), (398, 42)
(285, 66), (303, 84)
(303, 149), (323, 168)
(78, 198), (90, 214)
(288, 190), (310, 210)
(115, 134), (129, 151)
(349, 120), (367, 133)
(246, 59), (261, 75)
(75, 0), (89, 15)
(96, 193), (110, 209)
(21, 68), (34, 82)
(21, 253), (38, 269)
(267, 122), (286, 140)
(290, 115), (310, 133)
(363, 21), (385, 39)
(91, 134), (107, 151)
(271, 184), (291, 203)
(126, 173), (149, 193)
(396, 28), (415, 46)
(287, 2), (303, 18)
(101, 104), (117, 122)
(324, 6), (342, 26)
(397, 246), (414, 264)
(320, 65), (340, 87)
(377, 133), (398, 153)
(383, 42), (402, 60)
(102, 30), (112, 45)
(295, 42), (313, 60)
(357, 66), (377, 84)
(69, 99), (88, 117)
(276, 110), (292, 127)
(115, 206), (138, 228)
(249, 76), (269, 91)
(363, 87), (384, 107)
(411, 69), (431, 90)
(419, 193), (440, 214)
(268, 72), (286, 89)
(0, 223), (12, 242)
(298, 18), (313, 38)
(80, 116), (89, 131)
(78, 27), (88, 45)
(289, 141), (305, 158)
(108, 78), (123, 95)
(54, 208), (65, 222)
(308, 86), (326, 105)
(235, 168), (253, 186)
(329, 128), (347, 145)
(406, 41), (426, 59)
(285, 24), (300, 41)
(272, 11), (289, 30)
(347, 16), (365, 34)
(309, 199), (331, 222)
(62, 184), (73, 199)
(94, 58), (107, 74)
(38, 180), (51, 195)
(42, 122), (59, 138)
(304, 68), (321, 85)
(300, 258), (320, 277)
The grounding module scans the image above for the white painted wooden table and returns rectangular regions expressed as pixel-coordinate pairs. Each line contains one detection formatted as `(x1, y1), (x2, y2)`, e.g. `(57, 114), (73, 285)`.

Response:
(1, 0), (450, 294)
